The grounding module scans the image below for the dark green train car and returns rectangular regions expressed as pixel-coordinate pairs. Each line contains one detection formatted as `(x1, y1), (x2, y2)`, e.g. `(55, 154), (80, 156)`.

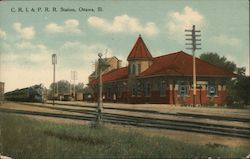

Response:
(4, 84), (46, 102)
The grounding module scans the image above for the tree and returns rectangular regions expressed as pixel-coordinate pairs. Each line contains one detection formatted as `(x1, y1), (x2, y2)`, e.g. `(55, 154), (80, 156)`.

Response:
(234, 76), (250, 105)
(75, 83), (84, 92)
(50, 80), (70, 94)
(200, 52), (245, 76)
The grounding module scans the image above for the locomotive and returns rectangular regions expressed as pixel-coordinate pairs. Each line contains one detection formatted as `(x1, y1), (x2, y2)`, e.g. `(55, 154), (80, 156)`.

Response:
(4, 84), (46, 102)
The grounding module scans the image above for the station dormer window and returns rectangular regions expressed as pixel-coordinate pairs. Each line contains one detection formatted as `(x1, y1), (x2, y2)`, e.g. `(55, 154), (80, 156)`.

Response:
(132, 63), (136, 74)
(129, 63), (139, 75)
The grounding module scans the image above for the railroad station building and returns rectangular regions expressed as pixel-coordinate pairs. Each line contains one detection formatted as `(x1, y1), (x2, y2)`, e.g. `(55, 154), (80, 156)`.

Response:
(89, 35), (235, 105)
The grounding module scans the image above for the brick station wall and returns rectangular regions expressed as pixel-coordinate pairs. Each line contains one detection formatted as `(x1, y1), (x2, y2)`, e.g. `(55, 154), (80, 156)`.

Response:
(102, 89), (227, 105)
(94, 80), (228, 105)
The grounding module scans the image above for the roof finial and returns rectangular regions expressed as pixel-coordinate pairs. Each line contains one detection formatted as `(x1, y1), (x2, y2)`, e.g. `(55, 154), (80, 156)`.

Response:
(139, 34), (141, 37)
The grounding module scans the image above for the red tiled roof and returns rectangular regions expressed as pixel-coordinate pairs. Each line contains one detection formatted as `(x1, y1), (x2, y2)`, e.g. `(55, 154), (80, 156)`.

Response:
(89, 51), (235, 85)
(127, 35), (153, 61)
(89, 67), (128, 85)
(139, 51), (235, 77)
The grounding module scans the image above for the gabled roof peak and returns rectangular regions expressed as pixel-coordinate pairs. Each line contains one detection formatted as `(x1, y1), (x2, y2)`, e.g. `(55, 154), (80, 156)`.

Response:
(127, 35), (153, 61)
(139, 51), (235, 77)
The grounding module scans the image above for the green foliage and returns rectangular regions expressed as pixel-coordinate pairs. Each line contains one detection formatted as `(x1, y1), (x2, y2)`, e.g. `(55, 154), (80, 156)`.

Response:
(50, 80), (70, 94)
(49, 80), (85, 94)
(200, 52), (245, 76)
(82, 86), (94, 94)
(200, 52), (248, 106)
(0, 112), (249, 158)
(234, 76), (250, 105)
(75, 82), (84, 92)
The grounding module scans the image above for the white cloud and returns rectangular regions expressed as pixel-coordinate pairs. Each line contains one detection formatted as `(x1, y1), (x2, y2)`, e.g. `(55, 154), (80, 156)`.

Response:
(0, 28), (6, 38)
(1, 64), (51, 92)
(62, 41), (81, 48)
(0, 42), (11, 51)
(166, 6), (205, 40)
(16, 41), (34, 49)
(13, 23), (35, 40)
(1, 39), (115, 91)
(61, 41), (113, 63)
(58, 41), (114, 84)
(45, 23), (64, 33)
(2, 41), (51, 65)
(88, 14), (158, 36)
(0, 41), (53, 91)
(211, 34), (241, 46)
(45, 19), (81, 33)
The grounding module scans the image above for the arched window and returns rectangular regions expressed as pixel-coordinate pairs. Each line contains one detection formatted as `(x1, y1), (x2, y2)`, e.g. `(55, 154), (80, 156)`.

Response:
(145, 82), (151, 97)
(178, 81), (189, 96)
(138, 64), (141, 73)
(160, 81), (166, 96)
(128, 64), (131, 74)
(207, 81), (217, 96)
(132, 64), (136, 74)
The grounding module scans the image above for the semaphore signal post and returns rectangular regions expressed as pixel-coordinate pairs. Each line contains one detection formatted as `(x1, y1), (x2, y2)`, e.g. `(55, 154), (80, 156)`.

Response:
(185, 25), (201, 107)
(52, 54), (57, 106)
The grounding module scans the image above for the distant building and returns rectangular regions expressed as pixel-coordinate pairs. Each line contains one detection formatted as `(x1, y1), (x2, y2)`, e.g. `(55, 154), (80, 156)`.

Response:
(0, 82), (4, 104)
(88, 56), (122, 83)
(89, 35), (235, 105)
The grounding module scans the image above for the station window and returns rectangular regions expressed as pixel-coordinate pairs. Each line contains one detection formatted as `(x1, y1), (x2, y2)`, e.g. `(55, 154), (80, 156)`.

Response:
(129, 63), (140, 75)
(132, 64), (136, 74)
(117, 86), (121, 97)
(207, 82), (217, 96)
(138, 64), (141, 73)
(145, 82), (151, 97)
(178, 81), (189, 96)
(132, 86), (137, 97)
(107, 88), (111, 99)
(128, 64), (131, 74)
(160, 81), (165, 96)
(137, 82), (142, 97)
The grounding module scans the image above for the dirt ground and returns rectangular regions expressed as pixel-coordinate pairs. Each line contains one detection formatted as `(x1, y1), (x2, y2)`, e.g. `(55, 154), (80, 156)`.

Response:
(1, 101), (250, 147)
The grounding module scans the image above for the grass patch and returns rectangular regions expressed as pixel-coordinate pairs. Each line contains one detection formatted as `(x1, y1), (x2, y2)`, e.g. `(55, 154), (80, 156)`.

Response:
(0, 112), (249, 158)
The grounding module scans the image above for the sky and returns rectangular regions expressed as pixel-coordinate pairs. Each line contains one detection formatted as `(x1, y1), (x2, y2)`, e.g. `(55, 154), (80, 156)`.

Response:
(0, 0), (249, 92)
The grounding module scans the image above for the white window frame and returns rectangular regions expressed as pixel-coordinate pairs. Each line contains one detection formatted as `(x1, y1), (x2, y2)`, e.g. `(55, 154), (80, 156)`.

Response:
(145, 82), (151, 97)
(178, 81), (189, 96)
(207, 82), (217, 97)
(160, 81), (166, 97)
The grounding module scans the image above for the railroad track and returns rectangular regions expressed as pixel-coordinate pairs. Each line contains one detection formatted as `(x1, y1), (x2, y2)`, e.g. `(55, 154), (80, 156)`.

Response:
(1, 102), (250, 139)
(46, 102), (250, 123)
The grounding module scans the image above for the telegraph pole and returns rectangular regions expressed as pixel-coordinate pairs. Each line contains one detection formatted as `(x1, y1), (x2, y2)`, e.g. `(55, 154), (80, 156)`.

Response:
(96, 53), (103, 123)
(52, 54), (57, 105)
(185, 25), (201, 107)
(57, 82), (58, 97)
(71, 70), (77, 100)
(249, 0), (250, 76)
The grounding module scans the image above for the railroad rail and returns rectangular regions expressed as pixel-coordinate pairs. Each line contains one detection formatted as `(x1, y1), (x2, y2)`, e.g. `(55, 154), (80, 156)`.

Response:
(0, 102), (250, 139)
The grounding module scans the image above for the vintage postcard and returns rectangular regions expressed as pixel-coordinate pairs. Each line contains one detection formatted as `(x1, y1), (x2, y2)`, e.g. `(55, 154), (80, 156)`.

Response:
(0, 0), (249, 158)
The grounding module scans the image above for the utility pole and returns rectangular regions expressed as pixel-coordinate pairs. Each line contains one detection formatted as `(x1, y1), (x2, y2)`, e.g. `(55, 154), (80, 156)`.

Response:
(249, 0), (250, 76)
(52, 54), (57, 105)
(71, 70), (77, 100)
(185, 25), (201, 107)
(97, 53), (103, 123)
(69, 72), (72, 97)
(57, 82), (58, 97)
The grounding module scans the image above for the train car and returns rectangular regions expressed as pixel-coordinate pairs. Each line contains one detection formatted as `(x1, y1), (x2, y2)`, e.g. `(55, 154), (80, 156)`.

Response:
(4, 84), (46, 102)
